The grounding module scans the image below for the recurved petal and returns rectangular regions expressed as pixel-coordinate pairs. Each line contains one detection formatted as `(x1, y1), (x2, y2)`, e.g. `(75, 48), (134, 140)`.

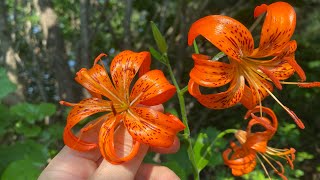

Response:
(190, 54), (234, 87)
(130, 70), (176, 106)
(284, 55), (306, 81)
(188, 76), (245, 109)
(63, 98), (113, 151)
(245, 106), (278, 130)
(110, 50), (151, 98)
(188, 15), (254, 61)
(99, 115), (141, 164)
(268, 62), (295, 80)
(223, 148), (257, 176)
(245, 133), (270, 153)
(252, 2), (296, 58)
(124, 107), (185, 147)
(240, 79), (273, 110)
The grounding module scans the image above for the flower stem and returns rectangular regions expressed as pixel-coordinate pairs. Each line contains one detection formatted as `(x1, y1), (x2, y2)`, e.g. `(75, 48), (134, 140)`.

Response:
(249, 13), (264, 32)
(165, 55), (199, 180)
(197, 129), (237, 169)
(180, 85), (189, 95)
(193, 40), (200, 54)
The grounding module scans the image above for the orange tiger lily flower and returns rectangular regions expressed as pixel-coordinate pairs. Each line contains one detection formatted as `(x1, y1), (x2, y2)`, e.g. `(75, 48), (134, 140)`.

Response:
(60, 50), (185, 164)
(188, 1), (320, 129)
(223, 106), (295, 180)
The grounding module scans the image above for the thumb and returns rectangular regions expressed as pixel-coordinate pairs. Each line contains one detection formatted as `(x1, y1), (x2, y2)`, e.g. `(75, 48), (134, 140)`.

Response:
(90, 119), (149, 180)
(90, 104), (164, 179)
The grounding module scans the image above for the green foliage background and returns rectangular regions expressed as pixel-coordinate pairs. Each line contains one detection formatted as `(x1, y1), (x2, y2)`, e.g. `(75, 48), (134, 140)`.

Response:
(0, 0), (319, 179)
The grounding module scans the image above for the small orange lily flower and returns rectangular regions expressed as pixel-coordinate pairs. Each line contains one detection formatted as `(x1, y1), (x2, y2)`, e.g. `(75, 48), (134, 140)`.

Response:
(223, 106), (295, 180)
(60, 50), (185, 164)
(188, 1), (320, 129)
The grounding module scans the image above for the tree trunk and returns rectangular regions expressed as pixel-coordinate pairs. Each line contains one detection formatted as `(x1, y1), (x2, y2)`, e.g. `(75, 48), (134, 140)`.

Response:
(34, 0), (80, 102)
(0, 0), (24, 105)
(123, 0), (133, 49)
(79, 0), (90, 68)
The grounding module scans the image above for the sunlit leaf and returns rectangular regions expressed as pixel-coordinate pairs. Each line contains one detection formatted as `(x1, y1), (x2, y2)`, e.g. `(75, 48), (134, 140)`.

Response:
(150, 21), (168, 53)
(0, 140), (48, 174)
(149, 46), (167, 65)
(10, 103), (56, 124)
(38, 103), (56, 118)
(15, 122), (42, 137)
(193, 127), (226, 172)
(296, 152), (314, 162)
(241, 169), (268, 180)
(0, 68), (16, 100)
(193, 133), (210, 172)
(1, 159), (42, 180)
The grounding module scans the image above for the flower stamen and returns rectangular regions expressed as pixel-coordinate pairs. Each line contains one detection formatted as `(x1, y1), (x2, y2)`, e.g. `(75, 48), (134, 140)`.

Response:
(262, 84), (305, 129)
(256, 155), (272, 180)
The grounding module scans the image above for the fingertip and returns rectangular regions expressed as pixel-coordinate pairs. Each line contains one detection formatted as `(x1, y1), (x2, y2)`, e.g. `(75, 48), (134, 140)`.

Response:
(136, 164), (180, 180)
(150, 104), (164, 112)
(136, 104), (164, 112)
(150, 136), (180, 154)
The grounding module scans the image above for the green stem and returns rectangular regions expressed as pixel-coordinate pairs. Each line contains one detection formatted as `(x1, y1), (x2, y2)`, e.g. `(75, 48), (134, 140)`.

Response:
(249, 13), (264, 32)
(193, 40), (200, 54)
(165, 55), (200, 180)
(180, 85), (188, 95)
(197, 129), (238, 168)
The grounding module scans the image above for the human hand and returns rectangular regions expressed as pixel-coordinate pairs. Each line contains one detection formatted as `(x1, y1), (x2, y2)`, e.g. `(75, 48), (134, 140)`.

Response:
(38, 105), (181, 180)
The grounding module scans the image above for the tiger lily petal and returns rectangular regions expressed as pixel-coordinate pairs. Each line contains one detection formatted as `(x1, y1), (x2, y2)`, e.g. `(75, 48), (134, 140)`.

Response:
(188, 15), (254, 62)
(223, 142), (257, 176)
(99, 115), (141, 164)
(130, 70), (176, 106)
(189, 54), (234, 87)
(61, 50), (185, 164)
(188, 1), (320, 128)
(223, 106), (296, 179)
(252, 2), (296, 58)
(61, 98), (114, 151)
(125, 107), (185, 147)
(110, 50), (151, 98)
(188, 76), (245, 109)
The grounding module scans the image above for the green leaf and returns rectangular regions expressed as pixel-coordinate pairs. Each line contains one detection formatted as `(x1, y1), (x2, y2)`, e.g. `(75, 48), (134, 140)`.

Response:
(0, 140), (48, 174)
(10, 102), (56, 124)
(149, 46), (167, 65)
(47, 123), (64, 140)
(15, 122), (42, 137)
(10, 103), (38, 124)
(38, 103), (57, 118)
(0, 105), (16, 136)
(150, 21), (168, 53)
(296, 152), (314, 162)
(143, 152), (157, 164)
(0, 68), (17, 100)
(241, 169), (269, 180)
(193, 127), (227, 171)
(193, 132), (210, 172)
(1, 159), (42, 180)
(165, 143), (193, 178)
(162, 161), (188, 180)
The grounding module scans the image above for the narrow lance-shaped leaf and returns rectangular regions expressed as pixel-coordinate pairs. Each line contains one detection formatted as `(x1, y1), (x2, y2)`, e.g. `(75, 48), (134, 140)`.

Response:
(149, 46), (167, 65)
(150, 21), (168, 54)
